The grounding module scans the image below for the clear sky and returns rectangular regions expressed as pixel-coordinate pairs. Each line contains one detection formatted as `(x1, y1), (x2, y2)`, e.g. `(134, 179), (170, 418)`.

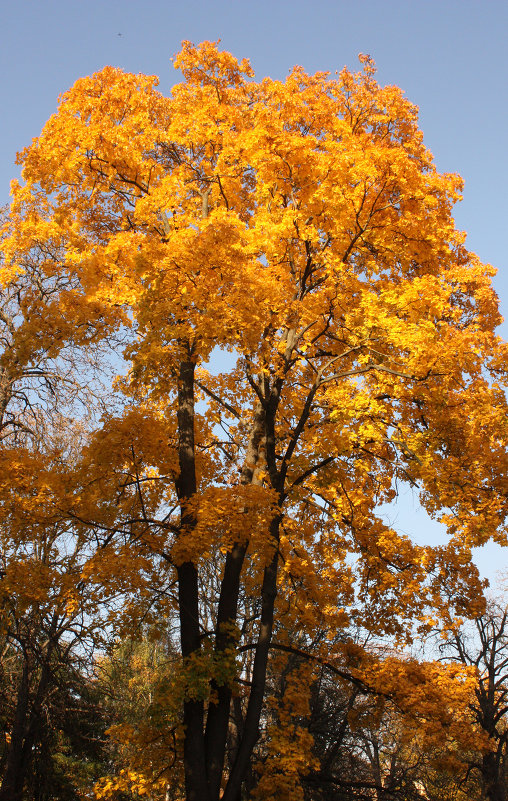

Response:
(1, 0), (507, 583)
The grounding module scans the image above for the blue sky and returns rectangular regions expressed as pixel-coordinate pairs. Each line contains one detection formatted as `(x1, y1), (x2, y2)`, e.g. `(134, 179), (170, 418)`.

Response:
(1, 0), (507, 583)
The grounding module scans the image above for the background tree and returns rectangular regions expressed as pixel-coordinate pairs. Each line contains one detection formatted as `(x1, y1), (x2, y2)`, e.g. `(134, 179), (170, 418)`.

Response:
(439, 601), (508, 801)
(94, 635), (185, 801)
(0, 433), (113, 801)
(0, 234), (116, 801)
(303, 665), (479, 801)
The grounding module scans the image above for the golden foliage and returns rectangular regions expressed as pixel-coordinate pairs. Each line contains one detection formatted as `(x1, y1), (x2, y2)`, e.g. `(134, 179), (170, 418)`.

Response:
(1, 39), (507, 801)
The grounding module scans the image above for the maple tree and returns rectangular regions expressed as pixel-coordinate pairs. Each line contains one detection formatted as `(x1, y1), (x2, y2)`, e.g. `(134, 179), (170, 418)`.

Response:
(0, 418), (113, 801)
(0, 241), (115, 801)
(2, 40), (508, 801)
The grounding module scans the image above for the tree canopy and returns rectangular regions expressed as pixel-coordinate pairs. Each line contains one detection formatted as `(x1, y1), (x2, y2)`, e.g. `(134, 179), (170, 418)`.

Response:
(1, 40), (508, 801)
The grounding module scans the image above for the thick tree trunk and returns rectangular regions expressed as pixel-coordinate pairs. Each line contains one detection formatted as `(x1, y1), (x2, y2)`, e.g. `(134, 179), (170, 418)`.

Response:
(176, 356), (211, 801)
(0, 643), (55, 801)
(482, 750), (506, 801)
(0, 661), (33, 801)
(222, 513), (282, 801)
(217, 389), (283, 801)
(204, 405), (265, 800)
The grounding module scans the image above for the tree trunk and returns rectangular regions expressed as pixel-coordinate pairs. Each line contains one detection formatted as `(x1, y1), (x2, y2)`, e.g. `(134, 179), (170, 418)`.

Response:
(222, 514), (282, 801)
(0, 661), (32, 801)
(204, 405), (265, 800)
(482, 750), (506, 801)
(176, 355), (211, 801)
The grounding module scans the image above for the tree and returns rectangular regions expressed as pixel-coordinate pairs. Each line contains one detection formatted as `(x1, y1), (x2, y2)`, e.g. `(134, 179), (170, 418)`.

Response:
(299, 639), (482, 801)
(0, 431), (112, 801)
(0, 224), (117, 800)
(94, 635), (185, 801)
(0, 209), (114, 449)
(440, 601), (508, 801)
(0, 648), (110, 801)
(2, 40), (508, 801)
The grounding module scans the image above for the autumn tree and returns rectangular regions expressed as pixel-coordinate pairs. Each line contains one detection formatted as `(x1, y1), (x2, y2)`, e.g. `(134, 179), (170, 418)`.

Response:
(2, 41), (508, 801)
(0, 426), (114, 801)
(292, 633), (481, 801)
(0, 240), (115, 800)
(94, 635), (185, 800)
(439, 601), (508, 801)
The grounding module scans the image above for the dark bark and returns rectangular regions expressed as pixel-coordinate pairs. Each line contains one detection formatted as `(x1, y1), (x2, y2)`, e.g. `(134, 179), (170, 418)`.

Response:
(219, 388), (284, 801)
(0, 660), (31, 801)
(0, 653), (52, 801)
(204, 405), (265, 800)
(181, 358), (298, 799)
(482, 750), (506, 801)
(175, 356), (211, 801)
(222, 513), (282, 801)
